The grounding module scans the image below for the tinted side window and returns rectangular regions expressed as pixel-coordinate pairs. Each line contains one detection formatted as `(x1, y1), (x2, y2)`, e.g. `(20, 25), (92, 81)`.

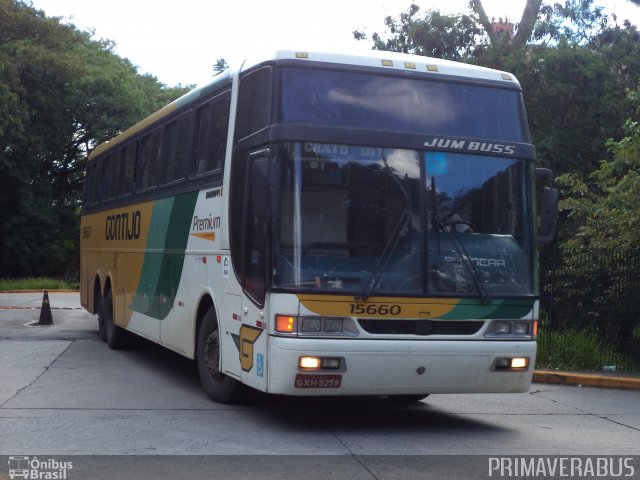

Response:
(84, 162), (96, 206)
(138, 129), (162, 191)
(194, 92), (230, 175)
(121, 142), (137, 197)
(235, 67), (272, 140)
(105, 155), (119, 200)
(164, 113), (192, 184)
(92, 158), (105, 204)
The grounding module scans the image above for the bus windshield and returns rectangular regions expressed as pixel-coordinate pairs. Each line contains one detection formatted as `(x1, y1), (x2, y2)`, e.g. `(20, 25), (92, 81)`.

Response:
(279, 67), (528, 142)
(273, 142), (534, 297)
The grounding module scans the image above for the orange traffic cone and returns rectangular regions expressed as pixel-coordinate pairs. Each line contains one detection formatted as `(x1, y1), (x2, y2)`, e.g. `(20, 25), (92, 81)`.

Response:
(38, 290), (53, 325)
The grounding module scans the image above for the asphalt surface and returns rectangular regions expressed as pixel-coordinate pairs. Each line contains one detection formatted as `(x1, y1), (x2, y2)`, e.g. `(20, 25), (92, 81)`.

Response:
(1, 290), (638, 390)
(1, 291), (639, 479)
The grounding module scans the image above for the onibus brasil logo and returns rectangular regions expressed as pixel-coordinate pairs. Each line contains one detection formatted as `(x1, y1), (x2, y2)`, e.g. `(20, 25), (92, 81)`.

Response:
(8, 456), (73, 479)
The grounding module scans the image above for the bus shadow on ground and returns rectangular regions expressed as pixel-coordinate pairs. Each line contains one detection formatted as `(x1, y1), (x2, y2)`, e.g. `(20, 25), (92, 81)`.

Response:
(133, 338), (509, 436)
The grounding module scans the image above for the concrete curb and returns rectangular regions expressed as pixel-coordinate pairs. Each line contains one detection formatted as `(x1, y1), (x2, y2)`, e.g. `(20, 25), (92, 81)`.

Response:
(533, 370), (640, 391)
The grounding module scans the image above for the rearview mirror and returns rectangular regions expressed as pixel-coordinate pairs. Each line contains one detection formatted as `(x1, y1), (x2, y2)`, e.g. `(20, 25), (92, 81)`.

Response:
(535, 168), (559, 246)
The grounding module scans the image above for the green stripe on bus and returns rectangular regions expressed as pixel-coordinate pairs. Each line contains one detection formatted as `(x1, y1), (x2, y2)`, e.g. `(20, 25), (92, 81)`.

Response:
(439, 298), (533, 320)
(131, 191), (199, 320)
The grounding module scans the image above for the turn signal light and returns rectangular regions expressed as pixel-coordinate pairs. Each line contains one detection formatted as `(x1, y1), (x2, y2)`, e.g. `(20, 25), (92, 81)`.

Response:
(276, 315), (295, 333)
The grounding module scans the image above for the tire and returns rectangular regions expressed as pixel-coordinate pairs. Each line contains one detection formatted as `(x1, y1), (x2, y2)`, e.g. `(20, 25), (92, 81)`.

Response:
(387, 394), (430, 403)
(104, 288), (131, 350)
(197, 307), (240, 404)
(96, 290), (107, 342)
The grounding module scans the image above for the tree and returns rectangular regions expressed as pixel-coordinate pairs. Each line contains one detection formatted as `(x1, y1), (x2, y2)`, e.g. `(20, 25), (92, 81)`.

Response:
(557, 85), (640, 249)
(354, 0), (638, 177)
(213, 58), (228, 75)
(469, 0), (542, 51)
(0, 0), (190, 278)
(354, 4), (485, 61)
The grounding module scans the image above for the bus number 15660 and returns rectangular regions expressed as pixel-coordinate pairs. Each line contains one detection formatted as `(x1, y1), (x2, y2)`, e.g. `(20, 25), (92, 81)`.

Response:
(350, 304), (402, 316)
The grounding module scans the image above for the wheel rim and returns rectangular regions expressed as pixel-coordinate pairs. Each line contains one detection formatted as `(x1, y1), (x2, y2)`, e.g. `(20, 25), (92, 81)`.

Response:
(203, 330), (225, 382)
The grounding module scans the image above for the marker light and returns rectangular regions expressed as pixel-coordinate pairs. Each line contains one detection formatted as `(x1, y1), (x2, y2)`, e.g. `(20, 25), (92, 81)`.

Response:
(276, 315), (296, 333)
(533, 320), (539, 338)
(299, 356), (321, 370)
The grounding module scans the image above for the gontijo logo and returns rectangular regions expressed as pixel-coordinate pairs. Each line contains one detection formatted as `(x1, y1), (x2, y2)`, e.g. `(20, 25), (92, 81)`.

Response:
(105, 210), (142, 241)
(8, 456), (73, 479)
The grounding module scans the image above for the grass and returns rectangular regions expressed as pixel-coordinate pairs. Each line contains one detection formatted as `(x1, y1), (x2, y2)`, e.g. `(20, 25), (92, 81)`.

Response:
(536, 327), (640, 372)
(0, 277), (77, 291)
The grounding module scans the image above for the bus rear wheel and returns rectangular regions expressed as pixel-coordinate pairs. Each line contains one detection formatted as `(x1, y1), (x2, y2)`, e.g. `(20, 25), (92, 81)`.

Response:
(197, 307), (240, 404)
(103, 288), (131, 350)
(96, 290), (107, 342)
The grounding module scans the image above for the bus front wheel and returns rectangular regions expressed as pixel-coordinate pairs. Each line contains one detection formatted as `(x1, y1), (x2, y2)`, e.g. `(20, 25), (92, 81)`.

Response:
(197, 307), (239, 404)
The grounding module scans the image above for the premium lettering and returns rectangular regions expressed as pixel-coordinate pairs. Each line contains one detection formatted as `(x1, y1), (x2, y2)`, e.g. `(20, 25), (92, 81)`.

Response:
(192, 214), (221, 231)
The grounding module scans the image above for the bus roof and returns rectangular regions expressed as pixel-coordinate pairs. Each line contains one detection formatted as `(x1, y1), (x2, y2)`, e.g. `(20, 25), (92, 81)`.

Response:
(89, 50), (520, 161)
(243, 49), (520, 85)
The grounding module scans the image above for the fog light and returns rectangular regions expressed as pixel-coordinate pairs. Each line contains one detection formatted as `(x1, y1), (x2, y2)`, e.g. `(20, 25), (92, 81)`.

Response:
(299, 356), (321, 370)
(276, 315), (296, 333)
(321, 357), (341, 369)
(494, 358), (511, 369)
(511, 357), (528, 369)
(495, 322), (511, 334)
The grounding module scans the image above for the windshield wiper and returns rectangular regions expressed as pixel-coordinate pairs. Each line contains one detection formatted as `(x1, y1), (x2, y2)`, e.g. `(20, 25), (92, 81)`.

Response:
(448, 228), (492, 303)
(430, 176), (491, 303)
(356, 157), (415, 302)
(356, 209), (412, 301)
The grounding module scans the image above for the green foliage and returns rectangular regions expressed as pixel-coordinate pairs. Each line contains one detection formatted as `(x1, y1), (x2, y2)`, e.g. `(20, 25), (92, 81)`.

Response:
(0, 277), (76, 291)
(0, 0), (189, 278)
(213, 58), (229, 75)
(514, 41), (626, 173)
(536, 327), (640, 372)
(557, 85), (640, 248)
(354, 4), (485, 61)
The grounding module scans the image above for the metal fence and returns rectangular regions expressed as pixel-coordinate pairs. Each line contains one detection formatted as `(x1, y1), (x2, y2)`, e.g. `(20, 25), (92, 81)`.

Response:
(539, 247), (640, 373)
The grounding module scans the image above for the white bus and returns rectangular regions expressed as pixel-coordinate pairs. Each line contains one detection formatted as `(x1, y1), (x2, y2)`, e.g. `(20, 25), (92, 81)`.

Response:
(80, 50), (557, 403)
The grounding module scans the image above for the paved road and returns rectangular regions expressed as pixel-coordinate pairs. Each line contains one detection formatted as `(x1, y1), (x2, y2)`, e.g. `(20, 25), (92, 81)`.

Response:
(1, 292), (639, 479)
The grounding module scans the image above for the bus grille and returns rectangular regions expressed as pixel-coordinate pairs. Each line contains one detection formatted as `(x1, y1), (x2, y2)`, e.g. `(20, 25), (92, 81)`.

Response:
(357, 319), (484, 336)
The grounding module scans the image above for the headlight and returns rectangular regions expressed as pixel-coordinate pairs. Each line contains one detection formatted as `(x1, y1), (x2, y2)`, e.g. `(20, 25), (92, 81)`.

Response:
(486, 320), (533, 338)
(494, 321), (511, 334)
(275, 315), (359, 336)
(300, 317), (321, 332)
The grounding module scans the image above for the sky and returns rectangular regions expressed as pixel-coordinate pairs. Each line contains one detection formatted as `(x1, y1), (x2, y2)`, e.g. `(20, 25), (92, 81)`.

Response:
(30, 0), (640, 87)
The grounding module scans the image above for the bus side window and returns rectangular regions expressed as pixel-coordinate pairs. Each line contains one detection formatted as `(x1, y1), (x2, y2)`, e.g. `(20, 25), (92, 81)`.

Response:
(194, 92), (230, 176)
(163, 113), (192, 185)
(93, 157), (106, 204)
(235, 67), (272, 141)
(120, 142), (137, 197)
(230, 150), (270, 306)
(138, 129), (162, 191)
(104, 155), (118, 201)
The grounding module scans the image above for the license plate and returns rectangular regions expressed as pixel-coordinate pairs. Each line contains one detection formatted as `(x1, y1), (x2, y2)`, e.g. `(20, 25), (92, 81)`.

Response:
(294, 374), (342, 389)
